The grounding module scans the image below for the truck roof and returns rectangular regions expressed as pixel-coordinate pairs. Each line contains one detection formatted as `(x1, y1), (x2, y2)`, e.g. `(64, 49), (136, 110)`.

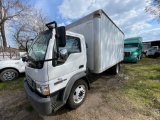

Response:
(66, 9), (124, 35)
(124, 37), (142, 44)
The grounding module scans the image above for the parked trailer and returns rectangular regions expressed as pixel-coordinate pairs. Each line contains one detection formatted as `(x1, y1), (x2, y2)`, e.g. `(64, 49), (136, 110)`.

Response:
(23, 9), (125, 115)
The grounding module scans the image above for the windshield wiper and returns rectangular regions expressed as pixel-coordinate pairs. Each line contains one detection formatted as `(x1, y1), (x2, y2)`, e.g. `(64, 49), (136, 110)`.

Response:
(28, 55), (36, 62)
(27, 55), (38, 68)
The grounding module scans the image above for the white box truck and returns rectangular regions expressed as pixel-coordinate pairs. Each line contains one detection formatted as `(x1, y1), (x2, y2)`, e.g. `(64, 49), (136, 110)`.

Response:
(23, 9), (124, 115)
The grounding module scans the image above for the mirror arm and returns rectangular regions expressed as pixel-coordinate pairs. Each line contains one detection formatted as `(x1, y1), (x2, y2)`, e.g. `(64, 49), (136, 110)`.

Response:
(53, 22), (59, 59)
(46, 21), (61, 58)
(55, 34), (60, 58)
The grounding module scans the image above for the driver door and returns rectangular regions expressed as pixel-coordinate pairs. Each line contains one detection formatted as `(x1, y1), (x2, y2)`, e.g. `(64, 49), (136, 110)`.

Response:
(47, 35), (86, 93)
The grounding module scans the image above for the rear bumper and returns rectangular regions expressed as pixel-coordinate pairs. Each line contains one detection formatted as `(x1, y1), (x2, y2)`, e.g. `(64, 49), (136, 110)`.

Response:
(124, 57), (137, 62)
(24, 81), (52, 115)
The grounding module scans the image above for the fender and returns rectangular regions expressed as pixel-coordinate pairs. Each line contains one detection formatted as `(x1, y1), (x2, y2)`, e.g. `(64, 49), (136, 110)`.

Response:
(0, 67), (20, 73)
(62, 71), (90, 102)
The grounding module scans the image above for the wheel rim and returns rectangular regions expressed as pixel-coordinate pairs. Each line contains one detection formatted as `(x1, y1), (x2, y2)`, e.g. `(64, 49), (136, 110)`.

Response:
(2, 71), (16, 81)
(73, 85), (86, 104)
(116, 64), (119, 74)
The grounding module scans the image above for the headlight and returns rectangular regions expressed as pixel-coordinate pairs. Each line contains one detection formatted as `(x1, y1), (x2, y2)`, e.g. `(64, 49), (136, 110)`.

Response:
(36, 84), (50, 95)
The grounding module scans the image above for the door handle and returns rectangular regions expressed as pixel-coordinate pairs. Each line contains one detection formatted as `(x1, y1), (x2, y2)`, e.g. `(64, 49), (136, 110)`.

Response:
(79, 65), (84, 69)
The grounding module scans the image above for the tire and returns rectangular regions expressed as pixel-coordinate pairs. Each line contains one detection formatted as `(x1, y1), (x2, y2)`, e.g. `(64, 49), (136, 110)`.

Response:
(154, 53), (159, 58)
(67, 80), (88, 109)
(135, 57), (138, 63)
(111, 63), (120, 75)
(0, 69), (19, 81)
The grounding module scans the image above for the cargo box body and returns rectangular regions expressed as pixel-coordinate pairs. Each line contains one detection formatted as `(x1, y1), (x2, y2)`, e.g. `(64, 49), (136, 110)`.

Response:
(66, 9), (124, 73)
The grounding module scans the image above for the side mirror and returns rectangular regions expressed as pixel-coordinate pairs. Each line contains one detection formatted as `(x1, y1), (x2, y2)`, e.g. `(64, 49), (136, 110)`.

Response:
(56, 26), (66, 47)
(59, 48), (68, 60)
(22, 56), (28, 62)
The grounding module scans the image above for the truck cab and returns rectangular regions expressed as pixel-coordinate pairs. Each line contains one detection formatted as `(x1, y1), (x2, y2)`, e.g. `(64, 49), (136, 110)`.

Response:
(23, 22), (88, 115)
(124, 37), (143, 63)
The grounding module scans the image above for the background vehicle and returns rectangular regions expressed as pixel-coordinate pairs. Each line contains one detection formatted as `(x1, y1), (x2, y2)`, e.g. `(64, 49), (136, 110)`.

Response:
(150, 46), (159, 50)
(146, 47), (160, 58)
(23, 9), (124, 115)
(124, 37), (143, 63)
(0, 53), (26, 81)
(146, 46), (159, 57)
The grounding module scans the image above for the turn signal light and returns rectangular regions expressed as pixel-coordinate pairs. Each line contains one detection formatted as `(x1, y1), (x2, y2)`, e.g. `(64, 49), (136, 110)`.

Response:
(94, 13), (101, 18)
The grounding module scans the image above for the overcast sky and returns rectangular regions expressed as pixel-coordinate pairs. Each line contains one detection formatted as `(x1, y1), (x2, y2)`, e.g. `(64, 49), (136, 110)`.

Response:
(7, 0), (160, 47)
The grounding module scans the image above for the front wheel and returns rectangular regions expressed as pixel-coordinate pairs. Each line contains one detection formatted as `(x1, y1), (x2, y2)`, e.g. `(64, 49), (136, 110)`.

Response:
(135, 57), (138, 63)
(0, 69), (18, 81)
(67, 80), (88, 109)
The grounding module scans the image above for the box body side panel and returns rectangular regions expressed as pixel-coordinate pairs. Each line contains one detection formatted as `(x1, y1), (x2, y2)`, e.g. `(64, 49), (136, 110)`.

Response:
(66, 12), (124, 73)
(99, 13), (124, 73)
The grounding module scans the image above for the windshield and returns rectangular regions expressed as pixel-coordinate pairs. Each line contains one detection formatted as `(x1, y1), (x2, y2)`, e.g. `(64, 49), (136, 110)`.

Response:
(124, 43), (138, 48)
(148, 49), (157, 52)
(28, 30), (52, 61)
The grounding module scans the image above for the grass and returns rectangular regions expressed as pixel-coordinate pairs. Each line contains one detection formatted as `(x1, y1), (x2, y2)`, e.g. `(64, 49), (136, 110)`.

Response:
(25, 105), (34, 112)
(102, 57), (160, 120)
(0, 76), (24, 92)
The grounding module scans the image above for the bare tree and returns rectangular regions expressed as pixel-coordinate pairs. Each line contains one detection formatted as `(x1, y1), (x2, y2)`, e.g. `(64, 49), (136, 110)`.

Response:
(0, 0), (31, 48)
(12, 24), (31, 49)
(31, 9), (47, 33)
(11, 9), (48, 49)
(146, 0), (160, 21)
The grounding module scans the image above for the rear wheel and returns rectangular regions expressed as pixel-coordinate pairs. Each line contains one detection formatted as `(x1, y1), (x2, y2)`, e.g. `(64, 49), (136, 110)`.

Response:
(111, 63), (120, 75)
(0, 69), (18, 81)
(67, 80), (88, 109)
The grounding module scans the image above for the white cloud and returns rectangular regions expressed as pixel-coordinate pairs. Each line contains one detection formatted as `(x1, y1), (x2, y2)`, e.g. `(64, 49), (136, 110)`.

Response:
(58, 0), (108, 20)
(58, 23), (65, 27)
(136, 28), (160, 41)
(58, 0), (160, 41)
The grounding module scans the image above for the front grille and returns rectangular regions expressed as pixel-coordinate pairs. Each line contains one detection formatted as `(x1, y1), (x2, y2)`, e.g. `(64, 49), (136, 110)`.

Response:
(124, 52), (130, 57)
(26, 76), (36, 90)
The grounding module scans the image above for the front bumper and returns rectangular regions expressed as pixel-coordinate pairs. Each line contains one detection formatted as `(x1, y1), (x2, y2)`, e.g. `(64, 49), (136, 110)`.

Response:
(24, 81), (52, 115)
(124, 57), (137, 62)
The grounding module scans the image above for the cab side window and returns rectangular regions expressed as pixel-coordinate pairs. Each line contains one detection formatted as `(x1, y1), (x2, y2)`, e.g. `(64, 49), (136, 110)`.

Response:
(63, 36), (81, 54)
(53, 36), (81, 66)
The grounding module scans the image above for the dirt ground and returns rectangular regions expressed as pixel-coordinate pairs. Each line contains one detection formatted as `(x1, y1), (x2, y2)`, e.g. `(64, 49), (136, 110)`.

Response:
(0, 72), (152, 120)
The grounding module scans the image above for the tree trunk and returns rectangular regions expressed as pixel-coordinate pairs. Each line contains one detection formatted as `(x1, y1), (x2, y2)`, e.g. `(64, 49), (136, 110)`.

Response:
(0, 23), (7, 48)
